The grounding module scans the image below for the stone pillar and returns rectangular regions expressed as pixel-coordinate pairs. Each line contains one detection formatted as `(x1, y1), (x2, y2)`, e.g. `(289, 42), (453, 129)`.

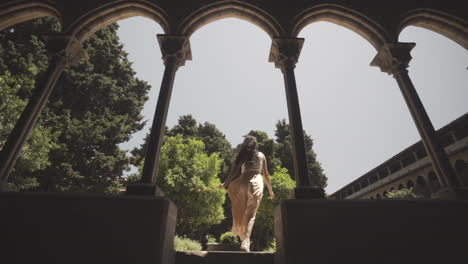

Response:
(0, 34), (87, 190)
(371, 42), (467, 199)
(269, 37), (324, 199)
(126, 35), (191, 196)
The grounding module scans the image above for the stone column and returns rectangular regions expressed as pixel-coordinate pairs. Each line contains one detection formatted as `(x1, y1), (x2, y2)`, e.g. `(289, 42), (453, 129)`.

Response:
(371, 42), (467, 199)
(0, 34), (87, 190)
(126, 35), (191, 196)
(269, 37), (324, 199)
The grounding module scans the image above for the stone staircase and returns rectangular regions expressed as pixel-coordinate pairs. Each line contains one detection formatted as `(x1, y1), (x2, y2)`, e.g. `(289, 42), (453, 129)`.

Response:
(175, 251), (274, 264)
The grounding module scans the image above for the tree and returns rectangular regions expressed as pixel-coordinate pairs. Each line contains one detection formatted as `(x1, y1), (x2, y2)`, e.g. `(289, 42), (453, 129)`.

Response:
(132, 115), (233, 239)
(155, 135), (225, 238)
(0, 18), (151, 193)
(0, 72), (58, 190)
(251, 166), (296, 250)
(275, 119), (327, 188)
(168, 114), (199, 138)
(0, 18), (60, 190)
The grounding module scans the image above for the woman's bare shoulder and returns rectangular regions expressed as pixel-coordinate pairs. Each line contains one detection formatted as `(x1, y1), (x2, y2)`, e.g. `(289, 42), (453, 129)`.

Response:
(258, 151), (266, 159)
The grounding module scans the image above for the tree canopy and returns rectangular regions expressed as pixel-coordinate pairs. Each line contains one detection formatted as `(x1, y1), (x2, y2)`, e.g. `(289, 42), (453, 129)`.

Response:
(156, 135), (226, 237)
(0, 18), (150, 193)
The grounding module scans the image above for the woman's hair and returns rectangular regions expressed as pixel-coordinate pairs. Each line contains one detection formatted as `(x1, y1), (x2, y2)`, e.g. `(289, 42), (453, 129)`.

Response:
(234, 135), (258, 165)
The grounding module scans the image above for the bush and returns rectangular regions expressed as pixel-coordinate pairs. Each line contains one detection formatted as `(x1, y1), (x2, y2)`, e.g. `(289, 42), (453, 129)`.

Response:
(386, 188), (421, 199)
(205, 234), (217, 243)
(220, 232), (240, 245)
(174, 236), (202, 251)
(265, 238), (276, 252)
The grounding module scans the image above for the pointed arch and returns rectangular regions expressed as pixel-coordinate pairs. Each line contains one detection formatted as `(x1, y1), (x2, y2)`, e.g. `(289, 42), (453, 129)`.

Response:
(0, 0), (61, 30)
(65, 0), (169, 43)
(177, 0), (283, 38)
(399, 9), (468, 49)
(292, 4), (391, 50)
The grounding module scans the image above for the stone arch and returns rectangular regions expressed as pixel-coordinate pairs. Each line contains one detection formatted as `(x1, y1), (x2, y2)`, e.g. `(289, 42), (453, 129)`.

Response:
(177, 0), (283, 38)
(65, 0), (169, 43)
(415, 175), (430, 198)
(0, 0), (61, 31)
(399, 9), (468, 49)
(407, 180), (415, 188)
(291, 4), (391, 50)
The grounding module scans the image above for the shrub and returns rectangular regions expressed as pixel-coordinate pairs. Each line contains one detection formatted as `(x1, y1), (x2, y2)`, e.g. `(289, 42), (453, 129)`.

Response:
(174, 236), (202, 251)
(220, 232), (240, 245)
(265, 238), (276, 252)
(205, 234), (217, 243)
(386, 188), (421, 199)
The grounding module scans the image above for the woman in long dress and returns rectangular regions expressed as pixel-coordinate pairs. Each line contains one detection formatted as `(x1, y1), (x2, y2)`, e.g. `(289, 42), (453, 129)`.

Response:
(220, 136), (274, 252)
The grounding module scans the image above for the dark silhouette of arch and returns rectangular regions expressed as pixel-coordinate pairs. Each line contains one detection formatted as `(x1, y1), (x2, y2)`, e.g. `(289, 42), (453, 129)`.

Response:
(178, 1), (283, 38)
(292, 4), (391, 50)
(416, 176), (426, 185)
(399, 9), (468, 49)
(428, 172), (438, 182)
(0, 0), (61, 30)
(427, 171), (442, 193)
(415, 175), (430, 198)
(66, 1), (169, 43)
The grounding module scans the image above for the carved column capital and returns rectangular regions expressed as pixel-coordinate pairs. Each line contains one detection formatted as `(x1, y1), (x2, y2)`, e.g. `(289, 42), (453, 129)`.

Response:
(157, 34), (192, 69)
(370, 42), (416, 76)
(268, 37), (304, 70)
(42, 34), (88, 67)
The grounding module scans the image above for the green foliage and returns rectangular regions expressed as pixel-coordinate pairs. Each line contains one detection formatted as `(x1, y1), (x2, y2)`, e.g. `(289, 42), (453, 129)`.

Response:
(385, 188), (421, 199)
(205, 234), (217, 243)
(154, 135), (225, 237)
(265, 238), (276, 252)
(174, 236), (202, 251)
(275, 119), (327, 188)
(252, 166), (296, 250)
(219, 232), (240, 245)
(0, 72), (58, 190)
(0, 18), (150, 192)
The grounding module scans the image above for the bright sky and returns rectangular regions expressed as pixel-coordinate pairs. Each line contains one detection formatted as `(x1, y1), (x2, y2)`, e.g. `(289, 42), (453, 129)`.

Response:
(117, 17), (468, 194)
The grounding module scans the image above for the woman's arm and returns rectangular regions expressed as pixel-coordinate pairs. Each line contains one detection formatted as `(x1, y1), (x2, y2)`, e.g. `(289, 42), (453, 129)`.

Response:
(261, 153), (275, 199)
(220, 162), (241, 189)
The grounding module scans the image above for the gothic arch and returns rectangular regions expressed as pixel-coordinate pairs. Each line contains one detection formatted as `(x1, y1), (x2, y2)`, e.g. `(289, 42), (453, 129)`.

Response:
(0, 0), (61, 30)
(399, 9), (468, 49)
(65, 0), (169, 43)
(291, 4), (391, 50)
(177, 0), (283, 38)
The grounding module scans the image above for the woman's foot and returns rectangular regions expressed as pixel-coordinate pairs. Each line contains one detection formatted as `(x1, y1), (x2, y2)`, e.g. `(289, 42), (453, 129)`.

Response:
(240, 239), (250, 252)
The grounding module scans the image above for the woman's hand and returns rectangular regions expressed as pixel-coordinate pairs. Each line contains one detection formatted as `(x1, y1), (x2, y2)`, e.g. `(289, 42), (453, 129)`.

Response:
(269, 190), (275, 199)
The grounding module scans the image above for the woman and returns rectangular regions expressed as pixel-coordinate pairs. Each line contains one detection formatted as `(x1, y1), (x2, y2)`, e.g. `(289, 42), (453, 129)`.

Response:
(220, 136), (274, 252)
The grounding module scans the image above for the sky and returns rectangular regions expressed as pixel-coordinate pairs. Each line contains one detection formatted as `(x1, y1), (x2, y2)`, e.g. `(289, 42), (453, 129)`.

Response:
(117, 17), (468, 194)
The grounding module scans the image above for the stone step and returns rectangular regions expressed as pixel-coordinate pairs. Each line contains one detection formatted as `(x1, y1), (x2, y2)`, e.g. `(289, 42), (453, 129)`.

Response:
(175, 251), (274, 264)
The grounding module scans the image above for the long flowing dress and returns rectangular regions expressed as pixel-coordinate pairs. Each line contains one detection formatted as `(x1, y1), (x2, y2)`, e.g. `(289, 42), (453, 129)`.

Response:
(227, 152), (265, 241)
